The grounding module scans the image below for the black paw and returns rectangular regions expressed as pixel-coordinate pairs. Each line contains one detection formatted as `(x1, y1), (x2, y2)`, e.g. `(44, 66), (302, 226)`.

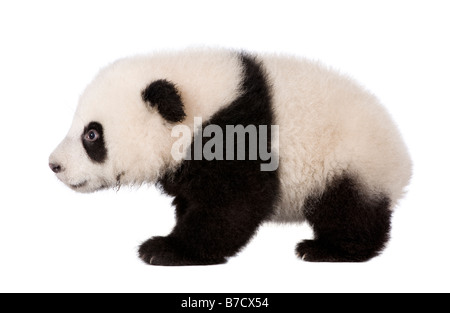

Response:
(296, 240), (348, 262)
(296, 239), (376, 262)
(138, 236), (226, 266)
(138, 236), (177, 265)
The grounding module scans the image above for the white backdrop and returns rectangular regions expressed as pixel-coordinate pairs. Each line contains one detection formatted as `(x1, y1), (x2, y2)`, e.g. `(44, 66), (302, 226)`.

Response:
(0, 0), (449, 293)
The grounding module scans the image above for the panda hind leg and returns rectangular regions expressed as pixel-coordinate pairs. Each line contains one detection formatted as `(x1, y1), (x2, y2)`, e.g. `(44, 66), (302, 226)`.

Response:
(296, 175), (392, 262)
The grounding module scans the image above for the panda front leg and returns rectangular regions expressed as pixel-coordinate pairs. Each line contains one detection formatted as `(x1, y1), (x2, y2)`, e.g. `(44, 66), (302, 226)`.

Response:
(138, 198), (273, 266)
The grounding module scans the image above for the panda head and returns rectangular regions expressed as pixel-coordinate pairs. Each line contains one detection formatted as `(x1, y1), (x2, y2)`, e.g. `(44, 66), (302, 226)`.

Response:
(49, 60), (186, 193)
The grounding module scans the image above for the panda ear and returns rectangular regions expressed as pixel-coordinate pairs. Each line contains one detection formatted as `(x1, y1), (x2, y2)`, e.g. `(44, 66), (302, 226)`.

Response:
(141, 79), (186, 123)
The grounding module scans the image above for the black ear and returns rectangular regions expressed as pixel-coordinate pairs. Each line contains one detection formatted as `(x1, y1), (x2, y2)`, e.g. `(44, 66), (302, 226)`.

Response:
(141, 79), (186, 123)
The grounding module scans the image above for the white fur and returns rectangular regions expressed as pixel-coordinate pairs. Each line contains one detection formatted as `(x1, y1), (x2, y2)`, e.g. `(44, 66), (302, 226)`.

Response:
(50, 49), (242, 192)
(50, 48), (412, 221)
(260, 54), (412, 221)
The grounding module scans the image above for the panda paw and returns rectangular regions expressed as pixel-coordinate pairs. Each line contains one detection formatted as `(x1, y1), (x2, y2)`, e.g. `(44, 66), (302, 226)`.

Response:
(138, 236), (188, 266)
(297, 239), (377, 262)
(138, 236), (226, 266)
(296, 240), (344, 262)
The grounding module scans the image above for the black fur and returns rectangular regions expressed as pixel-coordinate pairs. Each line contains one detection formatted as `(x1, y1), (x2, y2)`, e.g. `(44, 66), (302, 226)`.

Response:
(82, 122), (107, 163)
(138, 53), (280, 266)
(297, 175), (392, 262)
(141, 79), (186, 123)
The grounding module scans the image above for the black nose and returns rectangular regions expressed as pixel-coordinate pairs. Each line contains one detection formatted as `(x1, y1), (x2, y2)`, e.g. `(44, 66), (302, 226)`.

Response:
(49, 163), (62, 173)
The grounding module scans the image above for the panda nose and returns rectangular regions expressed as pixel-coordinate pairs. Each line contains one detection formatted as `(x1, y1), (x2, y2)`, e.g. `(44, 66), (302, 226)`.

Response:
(49, 163), (63, 173)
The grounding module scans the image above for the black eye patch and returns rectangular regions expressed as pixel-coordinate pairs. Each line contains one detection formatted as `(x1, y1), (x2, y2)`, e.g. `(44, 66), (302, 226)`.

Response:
(82, 122), (107, 163)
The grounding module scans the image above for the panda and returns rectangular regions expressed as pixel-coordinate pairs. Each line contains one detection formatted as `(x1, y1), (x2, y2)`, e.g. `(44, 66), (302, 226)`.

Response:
(49, 48), (412, 265)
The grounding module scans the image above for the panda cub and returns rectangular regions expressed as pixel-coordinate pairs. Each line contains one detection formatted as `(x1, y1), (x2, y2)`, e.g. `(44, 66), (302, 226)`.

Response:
(49, 48), (412, 265)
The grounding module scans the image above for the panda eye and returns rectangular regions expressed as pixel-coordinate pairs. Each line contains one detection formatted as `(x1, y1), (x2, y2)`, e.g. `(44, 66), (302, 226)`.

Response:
(85, 129), (99, 142)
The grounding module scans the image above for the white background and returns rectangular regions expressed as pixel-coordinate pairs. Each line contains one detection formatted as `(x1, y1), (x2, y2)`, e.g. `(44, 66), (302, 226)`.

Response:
(0, 0), (449, 293)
